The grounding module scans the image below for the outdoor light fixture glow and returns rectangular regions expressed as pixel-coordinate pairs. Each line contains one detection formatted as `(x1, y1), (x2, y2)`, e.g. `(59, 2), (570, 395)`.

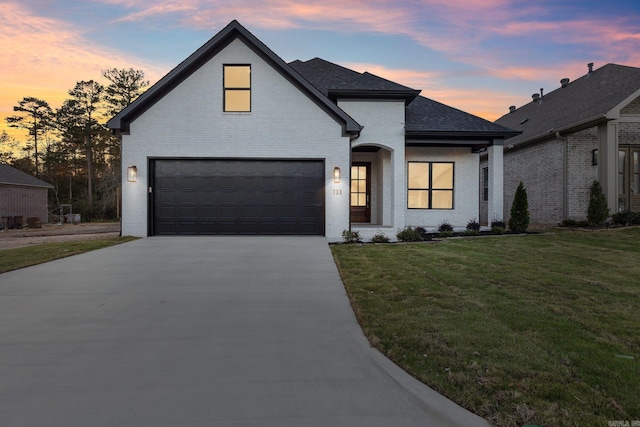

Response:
(127, 166), (137, 182)
(333, 167), (340, 183)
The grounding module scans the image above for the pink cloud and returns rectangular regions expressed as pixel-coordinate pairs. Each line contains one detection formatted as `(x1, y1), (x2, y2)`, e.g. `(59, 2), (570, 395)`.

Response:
(103, 0), (416, 33)
(0, 2), (166, 138)
(97, 1), (640, 76)
(342, 62), (442, 91)
(339, 62), (522, 121)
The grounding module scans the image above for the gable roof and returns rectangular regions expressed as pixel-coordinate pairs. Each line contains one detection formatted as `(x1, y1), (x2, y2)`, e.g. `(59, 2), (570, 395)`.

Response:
(495, 63), (640, 146)
(107, 20), (362, 137)
(291, 58), (517, 142)
(0, 164), (53, 188)
(108, 20), (516, 144)
(289, 58), (420, 104)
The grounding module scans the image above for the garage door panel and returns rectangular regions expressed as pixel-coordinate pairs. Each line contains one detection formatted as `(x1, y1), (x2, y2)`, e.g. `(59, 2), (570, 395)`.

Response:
(152, 159), (324, 235)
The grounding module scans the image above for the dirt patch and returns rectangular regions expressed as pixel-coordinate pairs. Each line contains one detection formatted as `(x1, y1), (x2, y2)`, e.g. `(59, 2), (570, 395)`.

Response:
(0, 222), (121, 250)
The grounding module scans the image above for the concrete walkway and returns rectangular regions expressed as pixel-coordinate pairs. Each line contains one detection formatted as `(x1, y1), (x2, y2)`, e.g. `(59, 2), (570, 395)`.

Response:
(0, 237), (491, 427)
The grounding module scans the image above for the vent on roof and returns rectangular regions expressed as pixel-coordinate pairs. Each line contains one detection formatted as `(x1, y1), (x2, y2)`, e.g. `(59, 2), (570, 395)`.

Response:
(588, 62), (594, 73)
(561, 78), (570, 88)
(532, 93), (540, 102)
(540, 88), (544, 100)
(520, 118), (528, 125)
(509, 105), (516, 113)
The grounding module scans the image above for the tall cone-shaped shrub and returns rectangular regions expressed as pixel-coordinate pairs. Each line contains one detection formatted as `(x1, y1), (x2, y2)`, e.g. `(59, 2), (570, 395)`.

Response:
(587, 180), (609, 226)
(509, 181), (530, 232)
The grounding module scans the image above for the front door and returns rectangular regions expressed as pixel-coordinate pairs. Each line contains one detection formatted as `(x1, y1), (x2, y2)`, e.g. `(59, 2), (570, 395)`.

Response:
(350, 163), (371, 223)
(618, 147), (640, 212)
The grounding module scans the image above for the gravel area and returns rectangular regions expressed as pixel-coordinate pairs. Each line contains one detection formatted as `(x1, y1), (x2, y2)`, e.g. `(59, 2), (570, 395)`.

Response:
(0, 222), (121, 250)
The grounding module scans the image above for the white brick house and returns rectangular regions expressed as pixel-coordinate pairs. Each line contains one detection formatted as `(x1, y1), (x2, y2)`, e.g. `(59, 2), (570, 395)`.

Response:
(492, 63), (640, 226)
(108, 20), (516, 242)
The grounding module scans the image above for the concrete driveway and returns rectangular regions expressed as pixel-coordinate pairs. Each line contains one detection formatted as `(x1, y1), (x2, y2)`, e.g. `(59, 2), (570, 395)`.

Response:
(0, 236), (490, 427)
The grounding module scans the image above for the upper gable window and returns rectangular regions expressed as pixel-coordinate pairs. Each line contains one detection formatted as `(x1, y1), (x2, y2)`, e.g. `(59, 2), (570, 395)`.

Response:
(223, 65), (251, 112)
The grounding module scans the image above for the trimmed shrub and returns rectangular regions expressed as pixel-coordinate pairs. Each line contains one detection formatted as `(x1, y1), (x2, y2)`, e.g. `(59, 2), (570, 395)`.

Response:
(396, 227), (423, 242)
(561, 219), (592, 228)
(371, 233), (390, 243)
(438, 221), (453, 232)
(509, 181), (530, 232)
(490, 219), (506, 234)
(587, 180), (610, 226)
(466, 219), (481, 232)
(341, 229), (362, 244)
(491, 225), (506, 234)
(561, 219), (578, 227)
(612, 210), (640, 226)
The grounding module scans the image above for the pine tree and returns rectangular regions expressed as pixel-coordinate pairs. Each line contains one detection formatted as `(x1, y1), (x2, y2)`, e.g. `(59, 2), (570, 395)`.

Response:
(509, 181), (530, 232)
(6, 97), (53, 176)
(587, 180), (609, 226)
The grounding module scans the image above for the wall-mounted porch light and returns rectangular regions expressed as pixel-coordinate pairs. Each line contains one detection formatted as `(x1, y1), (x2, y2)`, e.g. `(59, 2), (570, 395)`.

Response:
(333, 167), (341, 183)
(592, 149), (598, 166)
(127, 166), (137, 182)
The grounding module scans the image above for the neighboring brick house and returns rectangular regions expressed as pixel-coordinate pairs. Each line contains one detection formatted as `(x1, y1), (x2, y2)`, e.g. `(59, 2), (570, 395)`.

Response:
(108, 20), (516, 241)
(485, 63), (640, 226)
(0, 163), (53, 228)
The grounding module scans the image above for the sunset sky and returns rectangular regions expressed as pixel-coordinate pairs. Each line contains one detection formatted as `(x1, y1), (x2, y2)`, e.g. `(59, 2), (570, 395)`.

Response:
(2, 0), (640, 143)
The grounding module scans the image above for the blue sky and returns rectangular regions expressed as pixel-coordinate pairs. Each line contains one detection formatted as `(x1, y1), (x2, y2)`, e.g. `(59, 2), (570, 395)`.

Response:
(2, 0), (640, 139)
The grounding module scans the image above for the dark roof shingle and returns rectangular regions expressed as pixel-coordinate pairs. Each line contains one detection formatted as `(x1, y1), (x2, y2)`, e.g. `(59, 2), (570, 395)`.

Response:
(290, 58), (420, 104)
(291, 58), (517, 138)
(0, 164), (53, 188)
(495, 63), (640, 145)
(406, 96), (518, 137)
(289, 58), (363, 96)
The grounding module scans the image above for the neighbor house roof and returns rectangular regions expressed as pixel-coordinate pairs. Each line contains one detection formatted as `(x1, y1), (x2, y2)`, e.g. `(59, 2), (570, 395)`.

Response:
(0, 164), (53, 188)
(495, 63), (640, 146)
(291, 58), (518, 142)
(107, 20), (362, 137)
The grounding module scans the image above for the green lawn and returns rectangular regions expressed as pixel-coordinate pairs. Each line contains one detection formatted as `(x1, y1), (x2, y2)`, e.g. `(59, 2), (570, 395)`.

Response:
(331, 228), (640, 427)
(0, 237), (138, 274)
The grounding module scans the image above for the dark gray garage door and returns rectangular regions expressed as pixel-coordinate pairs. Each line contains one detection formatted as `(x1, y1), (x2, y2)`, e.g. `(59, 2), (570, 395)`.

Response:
(151, 159), (325, 235)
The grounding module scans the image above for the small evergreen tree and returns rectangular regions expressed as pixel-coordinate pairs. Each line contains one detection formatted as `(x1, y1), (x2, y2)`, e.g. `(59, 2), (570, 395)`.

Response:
(509, 181), (530, 232)
(587, 180), (609, 226)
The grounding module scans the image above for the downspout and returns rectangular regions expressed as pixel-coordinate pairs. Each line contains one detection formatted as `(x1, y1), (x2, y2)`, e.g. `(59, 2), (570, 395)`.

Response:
(348, 140), (353, 232)
(556, 132), (569, 220)
(348, 132), (360, 232)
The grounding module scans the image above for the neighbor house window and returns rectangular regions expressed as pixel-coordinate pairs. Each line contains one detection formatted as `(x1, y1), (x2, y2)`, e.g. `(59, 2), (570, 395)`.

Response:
(482, 167), (489, 202)
(407, 162), (454, 209)
(224, 64), (251, 112)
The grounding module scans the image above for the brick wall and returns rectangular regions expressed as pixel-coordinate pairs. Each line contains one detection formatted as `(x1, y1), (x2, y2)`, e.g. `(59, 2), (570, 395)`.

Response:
(503, 127), (600, 225)
(566, 128), (599, 219)
(503, 139), (564, 225)
(342, 99), (406, 231)
(0, 185), (49, 224)
(122, 38), (351, 241)
(405, 146), (479, 230)
(620, 95), (640, 115)
(620, 122), (640, 145)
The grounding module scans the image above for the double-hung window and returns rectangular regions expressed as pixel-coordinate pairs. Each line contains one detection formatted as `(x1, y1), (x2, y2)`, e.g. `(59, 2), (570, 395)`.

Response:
(407, 162), (454, 209)
(223, 65), (251, 112)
